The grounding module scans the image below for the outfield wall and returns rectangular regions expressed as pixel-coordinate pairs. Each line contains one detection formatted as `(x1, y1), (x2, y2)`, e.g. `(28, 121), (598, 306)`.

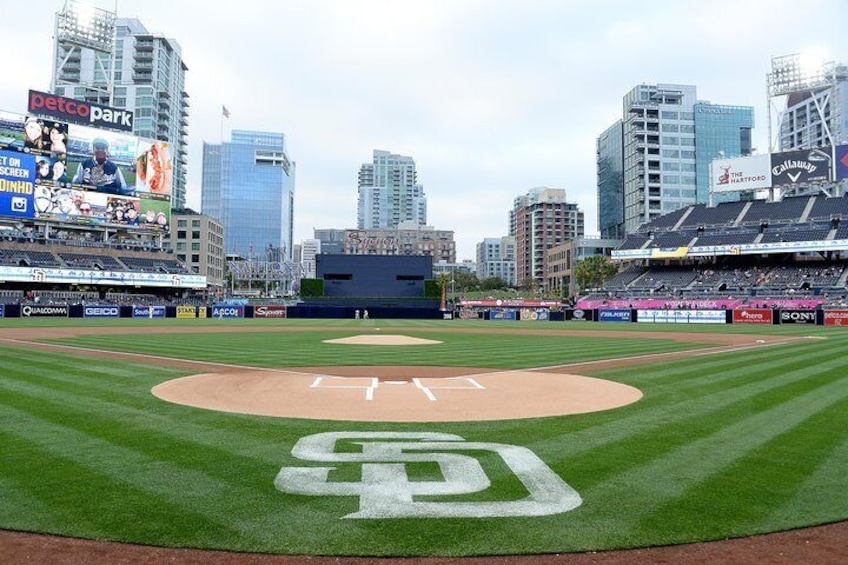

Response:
(2, 303), (848, 325)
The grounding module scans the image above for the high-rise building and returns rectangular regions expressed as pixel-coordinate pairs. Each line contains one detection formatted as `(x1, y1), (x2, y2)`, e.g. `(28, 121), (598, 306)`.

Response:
(602, 84), (754, 234)
(509, 188), (584, 288)
(597, 121), (624, 239)
(357, 150), (426, 229)
(201, 130), (295, 260)
(475, 236), (516, 286)
(51, 6), (190, 208)
(300, 239), (321, 278)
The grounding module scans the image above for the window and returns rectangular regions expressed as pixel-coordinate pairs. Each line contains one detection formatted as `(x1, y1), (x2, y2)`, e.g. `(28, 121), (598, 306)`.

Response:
(663, 175), (680, 184)
(661, 111), (679, 119)
(662, 136), (679, 145)
(662, 124), (679, 132)
(191, 242), (200, 251)
(177, 219), (186, 227)
(663, 162), (681, 171)
(681, 150), (696, 159)
(663, 149), (680, 158)
(192, 220), (200, 227)
(680, 124), (695, 134)
(191, 254), (200, 263)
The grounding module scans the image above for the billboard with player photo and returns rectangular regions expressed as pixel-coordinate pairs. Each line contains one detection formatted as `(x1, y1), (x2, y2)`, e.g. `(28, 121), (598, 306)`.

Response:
(66, 124), (138, 196)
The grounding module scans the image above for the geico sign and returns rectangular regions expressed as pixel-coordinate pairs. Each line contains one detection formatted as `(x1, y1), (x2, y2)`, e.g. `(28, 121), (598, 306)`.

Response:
(84, 306), (119, 317)
(28, 89), (134, 132)
(254, 306), (286, 318)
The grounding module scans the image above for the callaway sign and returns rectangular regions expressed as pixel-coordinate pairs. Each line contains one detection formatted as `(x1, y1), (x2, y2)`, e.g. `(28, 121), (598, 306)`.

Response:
(275, 432), (582, 519)
(28, 90), (135, 133)
(770, 147), (832, 185)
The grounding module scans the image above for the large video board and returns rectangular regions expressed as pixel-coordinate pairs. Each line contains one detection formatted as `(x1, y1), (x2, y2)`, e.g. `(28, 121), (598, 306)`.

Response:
(0, 107), (171, 231)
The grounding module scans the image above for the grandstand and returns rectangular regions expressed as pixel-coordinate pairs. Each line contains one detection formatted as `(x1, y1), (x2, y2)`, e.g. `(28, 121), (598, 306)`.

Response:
(591, 193), (848, 309)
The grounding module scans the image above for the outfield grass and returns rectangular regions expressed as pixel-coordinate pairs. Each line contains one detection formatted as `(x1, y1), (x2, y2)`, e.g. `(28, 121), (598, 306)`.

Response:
(0, 319), (845, 556)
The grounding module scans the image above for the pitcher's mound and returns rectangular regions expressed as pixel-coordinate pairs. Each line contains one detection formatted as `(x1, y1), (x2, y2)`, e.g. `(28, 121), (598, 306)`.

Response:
(323, 334), (442, 345)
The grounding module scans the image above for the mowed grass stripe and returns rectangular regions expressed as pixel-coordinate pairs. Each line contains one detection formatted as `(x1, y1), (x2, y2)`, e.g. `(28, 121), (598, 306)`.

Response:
(559, 350), (846, 494)
(49, 331), (703, 369)
(523, 341), (844, 459)
(0, 397), (300, 549)
(768, 432), (848, 525)
(587, 371), (848, 546)
(637, 390), (848, 539)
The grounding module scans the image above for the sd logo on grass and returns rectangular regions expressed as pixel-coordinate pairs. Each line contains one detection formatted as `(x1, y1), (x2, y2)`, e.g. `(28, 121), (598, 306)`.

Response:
(275, 431), (582, 519)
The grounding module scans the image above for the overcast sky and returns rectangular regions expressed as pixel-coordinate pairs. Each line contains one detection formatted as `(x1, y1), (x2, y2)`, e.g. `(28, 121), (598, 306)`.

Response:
(2, 0), (848, 260)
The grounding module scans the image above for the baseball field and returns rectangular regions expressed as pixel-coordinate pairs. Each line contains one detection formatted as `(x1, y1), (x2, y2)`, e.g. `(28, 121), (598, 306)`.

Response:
(0, 317), (846, 560)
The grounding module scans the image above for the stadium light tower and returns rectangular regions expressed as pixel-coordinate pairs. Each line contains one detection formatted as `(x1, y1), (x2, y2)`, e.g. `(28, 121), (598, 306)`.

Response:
(767, 51), (838, 149)
(52, 0), (117, 103)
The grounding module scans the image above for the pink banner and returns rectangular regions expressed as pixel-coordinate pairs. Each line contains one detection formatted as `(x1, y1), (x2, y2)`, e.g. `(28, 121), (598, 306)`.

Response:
(576, 298), (824, 310)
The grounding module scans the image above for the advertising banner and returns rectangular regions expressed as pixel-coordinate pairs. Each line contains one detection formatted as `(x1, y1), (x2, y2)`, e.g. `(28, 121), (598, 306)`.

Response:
(519, 309), (549, 321)
(28, 89), (134, 132)
(823, 310), (848, 327)
(0, 149), (35, 219)
(0, 265), (205, 289)
(778, 310), (816, 325)
(198, 306), (207, 318)
(732, 308), (773, 324)
(212, 305), (244, 319)
(0, 304), (4, 318)
(771, 147), (832, 185)
(0, 106), (170, 230)
(598, 309), (632, 323)
(566, 308), (593, 321)
(132, 305), (166, 318)
(253, 305), (286, 319)
(176, 305), (197, 319)
(83, 305), (120, 318)
(712, 154), (772, 193)
(21, 304), (68, 317)
(637, 309), (725, 324)
(489, 309), (517, 320)
(837, 145), (848, 182)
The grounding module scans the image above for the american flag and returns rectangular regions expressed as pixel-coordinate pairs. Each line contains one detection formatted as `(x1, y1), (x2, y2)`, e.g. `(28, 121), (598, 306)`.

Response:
(222, 105), (230, 118)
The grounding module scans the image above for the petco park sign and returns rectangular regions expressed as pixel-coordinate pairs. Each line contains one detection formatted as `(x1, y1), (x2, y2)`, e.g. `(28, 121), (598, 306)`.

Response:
(275, 432), (581, 519)
(28, 89), (134, 132)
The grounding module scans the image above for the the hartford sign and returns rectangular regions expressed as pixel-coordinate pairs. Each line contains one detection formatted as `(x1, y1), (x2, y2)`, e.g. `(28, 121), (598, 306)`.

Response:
(28, 89), (134, 132)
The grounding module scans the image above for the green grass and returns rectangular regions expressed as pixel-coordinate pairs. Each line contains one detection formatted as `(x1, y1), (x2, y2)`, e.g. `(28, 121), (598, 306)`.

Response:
(0, 319), (845, 556)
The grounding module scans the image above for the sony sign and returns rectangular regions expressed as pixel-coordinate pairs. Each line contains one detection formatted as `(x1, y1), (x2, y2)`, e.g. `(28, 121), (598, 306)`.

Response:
(28, 89), (135, 132)
(779, 310), (816, 325)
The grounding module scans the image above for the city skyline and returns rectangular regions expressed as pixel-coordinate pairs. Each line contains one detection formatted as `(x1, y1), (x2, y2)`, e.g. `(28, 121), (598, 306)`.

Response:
(2, 0), (847, 260)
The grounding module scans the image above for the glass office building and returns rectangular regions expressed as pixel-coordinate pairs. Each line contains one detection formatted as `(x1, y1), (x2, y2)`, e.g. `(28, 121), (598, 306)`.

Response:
(694, 103), (754, 203)
(599, 84), (754, 234)
(201, 130), (295, 260)
(597, 120), (624, 239)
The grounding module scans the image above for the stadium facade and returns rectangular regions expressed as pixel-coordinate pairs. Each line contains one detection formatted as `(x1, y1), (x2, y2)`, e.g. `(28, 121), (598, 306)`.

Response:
(201, 130), (295, 261)
(51, 8), (190, 209)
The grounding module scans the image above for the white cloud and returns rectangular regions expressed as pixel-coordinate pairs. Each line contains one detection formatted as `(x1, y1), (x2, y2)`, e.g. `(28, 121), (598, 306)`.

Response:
(2, 0), (847, 260)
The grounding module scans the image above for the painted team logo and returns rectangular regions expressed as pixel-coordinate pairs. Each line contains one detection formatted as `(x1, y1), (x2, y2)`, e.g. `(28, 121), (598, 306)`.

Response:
(275, 432), (582, 519)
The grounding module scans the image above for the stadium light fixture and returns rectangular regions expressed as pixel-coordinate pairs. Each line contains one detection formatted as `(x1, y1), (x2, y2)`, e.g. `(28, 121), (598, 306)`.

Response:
(56, 0), (116, 53)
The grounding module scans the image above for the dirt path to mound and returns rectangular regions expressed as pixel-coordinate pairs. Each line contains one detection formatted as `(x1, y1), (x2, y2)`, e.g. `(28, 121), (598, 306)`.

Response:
(0, 325), (843, 564)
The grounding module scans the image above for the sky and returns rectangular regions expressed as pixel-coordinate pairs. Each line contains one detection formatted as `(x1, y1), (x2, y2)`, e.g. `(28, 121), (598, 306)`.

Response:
(2, 0), (848, 260)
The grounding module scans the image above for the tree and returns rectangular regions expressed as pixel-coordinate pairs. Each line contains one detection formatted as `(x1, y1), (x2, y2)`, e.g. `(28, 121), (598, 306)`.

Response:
(575, 255), (617, 293)
(480, 277), (508, 291)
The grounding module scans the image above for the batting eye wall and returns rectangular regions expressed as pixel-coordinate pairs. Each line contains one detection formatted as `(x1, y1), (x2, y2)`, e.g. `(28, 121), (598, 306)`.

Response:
(316, 254), (432, 298)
